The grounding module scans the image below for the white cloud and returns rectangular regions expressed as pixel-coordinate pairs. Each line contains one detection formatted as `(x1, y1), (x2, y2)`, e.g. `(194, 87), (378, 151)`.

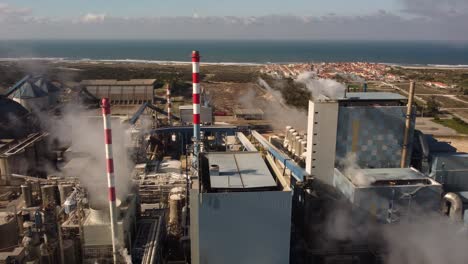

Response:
(80, 13), (106, 23)
(0, 3), (466, 41)
(401, 0), (468, 17)
(0, 2), (31, 21)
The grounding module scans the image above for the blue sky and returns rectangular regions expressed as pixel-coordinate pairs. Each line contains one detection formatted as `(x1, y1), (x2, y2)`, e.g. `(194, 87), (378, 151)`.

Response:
(3, 0), (400, 17)
(0, 0), (467, 40)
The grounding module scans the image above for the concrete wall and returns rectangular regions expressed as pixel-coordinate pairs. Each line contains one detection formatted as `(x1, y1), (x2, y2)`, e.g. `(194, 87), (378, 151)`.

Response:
(191, 190), (291, 264)
(306, 100), (339, 185)
(334, 169), (442, 223)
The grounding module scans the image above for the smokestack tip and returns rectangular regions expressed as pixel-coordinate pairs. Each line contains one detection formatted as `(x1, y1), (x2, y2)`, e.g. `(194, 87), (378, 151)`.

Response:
(192, 50), (200, 57)
(101, 98), (110, 108)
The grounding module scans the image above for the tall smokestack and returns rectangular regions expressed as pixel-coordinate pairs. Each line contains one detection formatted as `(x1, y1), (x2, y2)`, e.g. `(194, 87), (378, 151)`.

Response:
(167, 83), (172, 125)
(192, 50), (201, 157)
(101, 98), (119, 264)
(400, 81), (416, 168)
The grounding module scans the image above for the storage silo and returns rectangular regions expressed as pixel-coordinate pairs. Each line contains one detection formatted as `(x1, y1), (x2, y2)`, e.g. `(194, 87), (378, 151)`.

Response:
(11, 81), (49, 112)
(34, 77), (61, 105)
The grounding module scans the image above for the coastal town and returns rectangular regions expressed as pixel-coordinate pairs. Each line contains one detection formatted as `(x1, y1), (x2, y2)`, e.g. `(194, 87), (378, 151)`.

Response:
(261, 62), (402, 82)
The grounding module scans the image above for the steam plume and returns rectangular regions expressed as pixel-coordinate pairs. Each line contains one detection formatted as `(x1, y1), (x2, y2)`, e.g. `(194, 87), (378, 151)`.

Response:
(296, 71), (346, 100)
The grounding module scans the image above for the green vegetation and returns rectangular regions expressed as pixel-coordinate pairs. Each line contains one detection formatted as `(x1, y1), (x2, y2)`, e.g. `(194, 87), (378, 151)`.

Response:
(433, 117), (468, 134)
(425, 96), (441, 117)
(261, 76), (311, 111)
(388, 67), (468, 88)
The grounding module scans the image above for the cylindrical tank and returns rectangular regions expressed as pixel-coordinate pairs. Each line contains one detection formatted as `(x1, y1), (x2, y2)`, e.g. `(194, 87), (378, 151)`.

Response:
(41, 185), (59, 208)
(290, 132), (298, 153)
(181, 205), (188, 228)
(34, 182), (42, 203)
(58, 185), (73, 205)
(62, 239), (76, 264)
(22, 183), (33, 207)
(296, 139), (303, 157)
(287, 129), (295, 149)
(88, 199), (122, 224)
(34, 211), (42, 229)
(294, 136), (301, 157)
(169, 194), (184, 227)
(284, 126), (292, 148)
(0, 213), (19, 249)
(209, 164), (220, 176)
(301, 141), (307, 159)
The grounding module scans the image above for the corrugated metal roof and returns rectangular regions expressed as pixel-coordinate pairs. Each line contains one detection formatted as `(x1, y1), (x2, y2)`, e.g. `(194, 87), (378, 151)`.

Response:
(34, 77), (60, 93)
(359, 168), (427, 181)
(234, 108), (264, 115)
(81, 79), (156, 86)
(340, 92), (406, 101)
(431, 153), (468, 171)
(11, 81), (48, 99)
(207, 152), (277, 189)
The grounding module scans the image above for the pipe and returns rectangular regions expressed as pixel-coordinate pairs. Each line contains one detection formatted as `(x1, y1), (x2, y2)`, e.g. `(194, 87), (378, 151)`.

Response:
(192, 50), (201, 158)
(401, 81), (415, 168)
(167, 83), (172, 125)
(283, 126), (292, 148)
(442, 192), (463, 222)
(101, 98), (119, 264)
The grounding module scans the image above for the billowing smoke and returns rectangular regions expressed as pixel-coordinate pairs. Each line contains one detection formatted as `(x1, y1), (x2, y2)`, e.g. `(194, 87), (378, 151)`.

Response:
(252, 78), (308, 131)
(382, 212), (468, 264)
(339, 153), (375, 186)
(47, 104), (133, 208)
(321, 194), (468, 264)
(296, 71), (346, 100)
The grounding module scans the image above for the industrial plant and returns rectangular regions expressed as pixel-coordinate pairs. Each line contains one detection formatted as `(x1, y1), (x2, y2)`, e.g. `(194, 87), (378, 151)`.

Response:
(0, 52), (468, 264)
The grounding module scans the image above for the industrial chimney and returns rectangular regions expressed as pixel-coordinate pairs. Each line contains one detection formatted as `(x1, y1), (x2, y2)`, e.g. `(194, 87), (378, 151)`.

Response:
(167, 83), (172, 125)
(101, 98), (119, 264)
(192, 51), (201, 158)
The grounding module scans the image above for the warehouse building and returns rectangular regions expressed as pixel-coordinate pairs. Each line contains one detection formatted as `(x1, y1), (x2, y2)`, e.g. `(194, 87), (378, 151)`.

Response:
(81, 79), (157, 105)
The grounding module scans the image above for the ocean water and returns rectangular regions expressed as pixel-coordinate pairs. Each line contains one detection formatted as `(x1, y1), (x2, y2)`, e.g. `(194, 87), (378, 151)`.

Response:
(0, 40), (468, 65)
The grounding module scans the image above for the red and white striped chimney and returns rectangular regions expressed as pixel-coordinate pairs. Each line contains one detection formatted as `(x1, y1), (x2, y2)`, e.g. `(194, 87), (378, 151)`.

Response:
(167, 83), (172, 125)
(101, 98), (119, 264)
(192, 50), (201, 156)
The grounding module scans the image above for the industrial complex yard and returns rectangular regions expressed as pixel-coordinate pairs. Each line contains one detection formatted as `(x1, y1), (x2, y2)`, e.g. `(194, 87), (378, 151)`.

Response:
(0, 58), (468, 264)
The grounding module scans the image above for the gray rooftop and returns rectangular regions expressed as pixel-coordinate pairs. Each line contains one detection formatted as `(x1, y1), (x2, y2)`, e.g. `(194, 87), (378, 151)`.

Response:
(359, 168), (427, 182)
(340, 92), (407, 101)
(81, 79), (156, 86)
(207, 152), (277, 189)
(346, 168), (432, 187)
(11, 81), (48, 99)
(234, 108), (265, 115)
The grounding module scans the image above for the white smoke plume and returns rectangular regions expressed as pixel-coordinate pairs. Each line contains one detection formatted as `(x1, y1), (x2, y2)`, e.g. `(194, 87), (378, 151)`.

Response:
(340, 153), (375, 186)
(296, 71), (346, 100)
(382, 213), (468, 264)
(47, 104), (133, 208)
(253, 78), (308, 131)
(322, 196), (468, 264)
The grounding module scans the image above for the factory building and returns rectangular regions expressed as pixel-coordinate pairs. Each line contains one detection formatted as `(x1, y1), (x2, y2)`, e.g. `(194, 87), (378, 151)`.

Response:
(179, 105), (213, 125)
(2, 55), (468, 264)
(81, 79), (156, 105)
(61, 194), (137, 263)
(0, 97), (48, 184)
(233, 108), (265, 120)
(304, 92), (444, 222)
(190, 152), (292, 264)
